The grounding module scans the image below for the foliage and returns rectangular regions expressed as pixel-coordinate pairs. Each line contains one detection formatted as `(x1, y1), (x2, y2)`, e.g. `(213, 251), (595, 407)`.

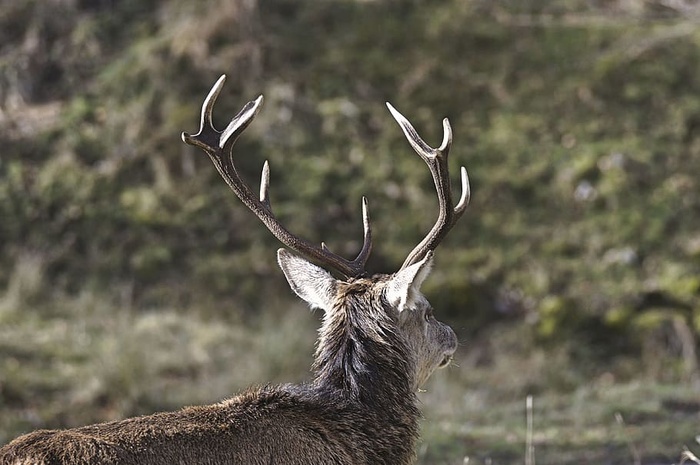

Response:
(1, 0), (699, 461)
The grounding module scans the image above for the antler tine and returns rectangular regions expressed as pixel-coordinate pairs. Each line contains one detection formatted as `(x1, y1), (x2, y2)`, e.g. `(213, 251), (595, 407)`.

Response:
(356, 196), (373, 265)
(385, 102), (470, 270)
(182, 75), (372, 278)
(260, 160), (271, 209)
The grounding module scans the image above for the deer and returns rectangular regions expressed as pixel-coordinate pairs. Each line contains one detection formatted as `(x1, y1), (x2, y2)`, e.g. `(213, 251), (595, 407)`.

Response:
(0, 74), (470, 465)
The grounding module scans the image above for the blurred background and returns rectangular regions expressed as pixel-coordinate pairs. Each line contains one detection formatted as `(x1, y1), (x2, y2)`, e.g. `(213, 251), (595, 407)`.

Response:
(1, 0), (699, 463)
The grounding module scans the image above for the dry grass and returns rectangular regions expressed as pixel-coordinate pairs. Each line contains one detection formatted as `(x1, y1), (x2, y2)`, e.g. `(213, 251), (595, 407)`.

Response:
(416, 325), (700, 464)
(0, 278), (698, 463)
(0, 289), (317, 443)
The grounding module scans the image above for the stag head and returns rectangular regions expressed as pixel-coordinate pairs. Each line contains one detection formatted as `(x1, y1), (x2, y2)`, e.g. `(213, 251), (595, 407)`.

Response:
(0, 74), (471, 465)
(182, 75), (469, 391)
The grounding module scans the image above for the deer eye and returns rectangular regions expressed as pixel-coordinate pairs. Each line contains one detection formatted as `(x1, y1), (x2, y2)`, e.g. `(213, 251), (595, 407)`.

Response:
(424, 308), (434, 322)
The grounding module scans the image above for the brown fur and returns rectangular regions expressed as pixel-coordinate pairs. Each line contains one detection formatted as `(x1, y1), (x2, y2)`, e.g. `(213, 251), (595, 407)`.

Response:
(0, 252), (457, 465)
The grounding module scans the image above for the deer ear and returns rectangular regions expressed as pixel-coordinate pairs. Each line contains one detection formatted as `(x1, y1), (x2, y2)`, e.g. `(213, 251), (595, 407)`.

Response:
(385, 251), (434, 312)
(277, 249), (337, 310)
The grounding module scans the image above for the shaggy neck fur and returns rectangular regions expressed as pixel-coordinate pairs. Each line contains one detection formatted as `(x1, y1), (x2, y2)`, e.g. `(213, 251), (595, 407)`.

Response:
(311, 278), (417, 410)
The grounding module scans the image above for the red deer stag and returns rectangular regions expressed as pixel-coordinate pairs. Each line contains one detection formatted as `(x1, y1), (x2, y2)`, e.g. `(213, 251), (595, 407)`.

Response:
(0, 74), (469, 465)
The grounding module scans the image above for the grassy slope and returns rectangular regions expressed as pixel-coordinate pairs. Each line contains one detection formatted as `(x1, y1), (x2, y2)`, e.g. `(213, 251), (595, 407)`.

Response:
(1, 1), (699, 463)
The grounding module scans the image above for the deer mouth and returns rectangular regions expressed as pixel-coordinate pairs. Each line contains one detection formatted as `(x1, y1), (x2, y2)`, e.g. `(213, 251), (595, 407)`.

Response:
(438, 355), (453, 368)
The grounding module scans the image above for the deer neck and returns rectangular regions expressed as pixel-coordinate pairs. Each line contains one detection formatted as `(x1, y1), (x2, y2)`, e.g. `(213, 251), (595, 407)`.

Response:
(311, 284), (416, 409)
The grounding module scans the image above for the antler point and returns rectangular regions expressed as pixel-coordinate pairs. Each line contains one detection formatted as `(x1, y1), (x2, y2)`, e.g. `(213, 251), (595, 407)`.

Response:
(455, 166), (470, 211)
(386, 102), (404, 122)
(361, 196), (371, 227)
(439, 118), (452, 152)
(260, 161), (271, 205)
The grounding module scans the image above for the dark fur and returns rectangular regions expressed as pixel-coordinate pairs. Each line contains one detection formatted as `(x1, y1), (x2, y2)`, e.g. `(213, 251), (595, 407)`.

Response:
(0, 273), (449, 465)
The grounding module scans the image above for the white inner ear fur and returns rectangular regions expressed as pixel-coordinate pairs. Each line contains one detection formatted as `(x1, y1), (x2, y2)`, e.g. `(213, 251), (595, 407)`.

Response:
(384, 251), (434, 312)
(277, 249), (337, 310)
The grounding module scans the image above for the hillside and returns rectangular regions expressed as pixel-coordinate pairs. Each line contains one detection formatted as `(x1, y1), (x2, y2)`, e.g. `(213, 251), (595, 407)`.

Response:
(1, 1), (699, 463)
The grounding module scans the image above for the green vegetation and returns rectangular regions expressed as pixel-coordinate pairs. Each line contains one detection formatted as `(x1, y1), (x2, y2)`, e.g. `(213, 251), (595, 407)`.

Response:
(1, 1), (699, 463)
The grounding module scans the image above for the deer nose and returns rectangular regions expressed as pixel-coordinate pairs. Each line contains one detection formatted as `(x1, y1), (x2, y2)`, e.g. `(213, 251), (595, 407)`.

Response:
(437, 328), (458, 368)
(445, 326), (458, 354)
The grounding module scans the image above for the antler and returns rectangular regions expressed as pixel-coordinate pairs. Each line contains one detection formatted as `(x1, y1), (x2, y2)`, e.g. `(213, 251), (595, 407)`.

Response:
(385, 103), (470, 270)
(182, 75), (372, 278)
